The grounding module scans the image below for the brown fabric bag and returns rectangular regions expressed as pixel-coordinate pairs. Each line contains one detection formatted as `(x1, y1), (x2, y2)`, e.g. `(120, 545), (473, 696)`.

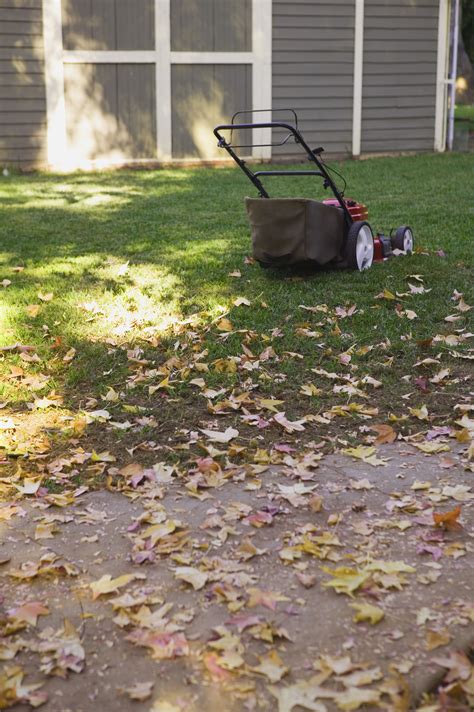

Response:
(245, 197), (344, 266)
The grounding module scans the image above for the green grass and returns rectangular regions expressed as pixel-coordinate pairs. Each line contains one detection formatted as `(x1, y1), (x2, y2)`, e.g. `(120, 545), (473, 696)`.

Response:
(455, 104), (474, 130)
(0, 153), (473, 467)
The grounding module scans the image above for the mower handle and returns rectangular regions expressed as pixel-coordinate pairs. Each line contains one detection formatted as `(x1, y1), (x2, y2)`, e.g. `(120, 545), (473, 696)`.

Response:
(213, 119), (353, 229)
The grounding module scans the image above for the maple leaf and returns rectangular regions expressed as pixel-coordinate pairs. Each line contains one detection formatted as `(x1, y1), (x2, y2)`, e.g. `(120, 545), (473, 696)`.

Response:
(409, 405), (429, 421)
(119, 681), (154, 701)
(8, 601), (49, 626)
(432, 650), (471, 682)
(321, 566), (371, 597)
(433, 505), (462, 530)
(216, 318), (233, 332)
(38, 291), (54, 302)
(127, 630), (189, 660)
(349, 602), (385, 625)
(233, 297), (250, 307)
(200, 426), (239, 443)
(89, 574), (140, 600)
(174, 566), (208, 590)
(269, 677), (331, 712)
(370, 423), (397, 445)
(251, 650), (289, 683)
(274, 412), (306, 432)
(375, 288), (396, 300)
(341, 446), (387, 467)
(247, 588), (290, 611)
(300, 383), (323, 397)
(335, 687), (381, 710)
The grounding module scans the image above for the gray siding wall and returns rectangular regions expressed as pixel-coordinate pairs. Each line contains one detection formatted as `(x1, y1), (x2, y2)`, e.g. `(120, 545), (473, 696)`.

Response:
(361, 0), (438, 152)
(272, 0), (355, 157)
(0, 0), (47, 167)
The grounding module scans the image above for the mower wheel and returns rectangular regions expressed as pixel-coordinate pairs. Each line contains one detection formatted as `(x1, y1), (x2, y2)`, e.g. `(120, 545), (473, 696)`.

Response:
(392, 226), (414, 253)
(345, 221), (374, 271)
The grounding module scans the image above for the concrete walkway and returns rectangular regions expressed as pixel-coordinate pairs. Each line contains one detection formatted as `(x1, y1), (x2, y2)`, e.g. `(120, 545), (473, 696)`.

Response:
(1, 443), (472, 711)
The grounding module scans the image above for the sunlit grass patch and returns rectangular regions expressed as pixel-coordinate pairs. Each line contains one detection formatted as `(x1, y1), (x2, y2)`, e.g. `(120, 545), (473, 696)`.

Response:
(0, 154), (472, 429)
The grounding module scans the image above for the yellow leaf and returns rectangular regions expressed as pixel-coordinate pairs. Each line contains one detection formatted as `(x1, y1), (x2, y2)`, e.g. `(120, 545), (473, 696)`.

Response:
(413, 442), (450, 454)
(257, 398), (285, 412)
(409, 405), (429, 421)
(252, 650), (289, 683)
(174, 566), (208, 590)
(376, 288), (396, 300)
(341, 446), (387, 467)
(335, 687), (381, 711)
(216, 318), (233, 332)
(350, 602), (385, 625)
(38, 292), (54, 302)
(34, 521), (57, 540)
(300, 383), (322, 397)
(321, 566), (371, 597)
(90, 574), (138, 600)
(26, 304), (41, 317)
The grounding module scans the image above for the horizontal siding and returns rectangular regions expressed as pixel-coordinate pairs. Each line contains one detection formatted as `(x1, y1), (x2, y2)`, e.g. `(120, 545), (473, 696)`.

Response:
(361, 0), (438, 153)
(272, 0), (354, 157)
(0, 4), (46, 167)
(0, 1), (42, 8)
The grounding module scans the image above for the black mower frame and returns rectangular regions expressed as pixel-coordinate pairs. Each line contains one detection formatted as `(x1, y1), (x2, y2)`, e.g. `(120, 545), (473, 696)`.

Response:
(213, 109), (354, 233)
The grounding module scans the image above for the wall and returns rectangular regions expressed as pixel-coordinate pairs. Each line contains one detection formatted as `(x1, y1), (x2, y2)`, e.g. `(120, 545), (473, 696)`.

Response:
(272, 0), (355, 157)
(361, 0), (439, 152)
(0, 0), (47, 168)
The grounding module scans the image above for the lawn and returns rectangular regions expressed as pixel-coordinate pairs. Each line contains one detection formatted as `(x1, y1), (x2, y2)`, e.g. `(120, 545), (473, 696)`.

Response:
(0, 152), (472, 473)
(455, 103), (474, 129)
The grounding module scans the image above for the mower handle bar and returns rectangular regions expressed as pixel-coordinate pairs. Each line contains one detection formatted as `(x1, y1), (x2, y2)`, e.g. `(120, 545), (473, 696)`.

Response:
(213, 120), (353, 228)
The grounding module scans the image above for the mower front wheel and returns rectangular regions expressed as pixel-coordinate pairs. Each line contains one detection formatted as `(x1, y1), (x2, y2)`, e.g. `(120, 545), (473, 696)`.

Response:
(345, 221), (374, 271)
(392, 225), (414, 253)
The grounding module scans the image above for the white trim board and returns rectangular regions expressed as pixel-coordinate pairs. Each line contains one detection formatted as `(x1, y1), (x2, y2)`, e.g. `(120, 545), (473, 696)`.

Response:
(63, 51), (156, 64)
(352, 0), (364, 157)
(155, 0), (172, 161)
(171, 52), (254, 64)
(434, 0), (450, 151)
(252, 0), (272, 159)
(42, 0), (67, 169)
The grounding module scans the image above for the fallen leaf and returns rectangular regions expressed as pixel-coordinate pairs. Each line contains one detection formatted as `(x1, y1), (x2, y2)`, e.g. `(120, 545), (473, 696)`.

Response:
(433, 506), (461, 530)
(8, 601), (49, 626)
(252, 650), (289, 683)
(90, 574), (140, 600)
(200, 427), (239, 443)
(350, 602), (385, 625)
(119, 681), (154, 701)
(174, 566), (208, 591)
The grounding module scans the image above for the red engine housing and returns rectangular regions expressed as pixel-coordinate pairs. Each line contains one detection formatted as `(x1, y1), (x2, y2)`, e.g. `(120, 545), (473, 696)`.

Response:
(322, 197), (368, 222)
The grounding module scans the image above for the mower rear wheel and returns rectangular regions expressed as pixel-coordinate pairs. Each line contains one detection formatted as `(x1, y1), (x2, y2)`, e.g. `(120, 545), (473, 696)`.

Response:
(345, 221), (374, 271)
(392, 226), (414, 253)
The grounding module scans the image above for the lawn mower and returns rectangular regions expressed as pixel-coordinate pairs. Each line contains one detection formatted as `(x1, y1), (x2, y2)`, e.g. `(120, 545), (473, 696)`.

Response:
(213, 109), (414, 271)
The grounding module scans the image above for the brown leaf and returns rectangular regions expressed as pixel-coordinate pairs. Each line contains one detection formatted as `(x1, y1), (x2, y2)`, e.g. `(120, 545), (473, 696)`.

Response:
(371, 423), (397, 445)
(433, 505), (462, 530)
